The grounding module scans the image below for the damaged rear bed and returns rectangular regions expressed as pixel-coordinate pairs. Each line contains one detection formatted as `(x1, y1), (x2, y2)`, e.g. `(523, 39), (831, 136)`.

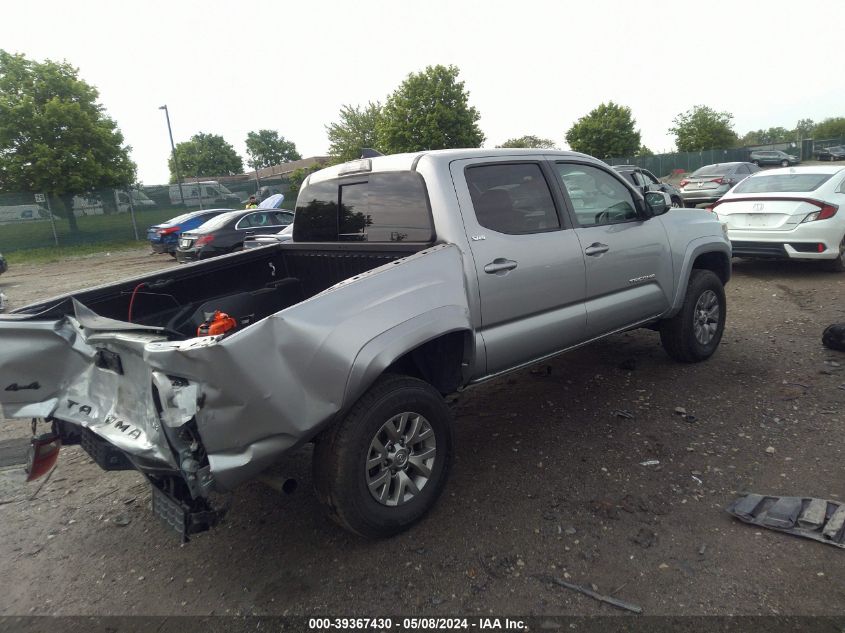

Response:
(0, 242), (472, 539)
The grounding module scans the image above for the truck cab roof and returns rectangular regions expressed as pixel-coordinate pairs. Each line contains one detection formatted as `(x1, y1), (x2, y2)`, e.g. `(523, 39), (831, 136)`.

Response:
(307, 148), (604, 185)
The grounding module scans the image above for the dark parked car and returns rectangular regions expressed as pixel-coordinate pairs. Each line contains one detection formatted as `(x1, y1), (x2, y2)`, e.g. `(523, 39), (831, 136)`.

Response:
(678, 162), (761, 207)
(612, 165), (683, 207)
(147, 208), (234, 255)
(815, 145), (845, 161)
(749, 150), (800, 167)
(176, 209), (294, 263)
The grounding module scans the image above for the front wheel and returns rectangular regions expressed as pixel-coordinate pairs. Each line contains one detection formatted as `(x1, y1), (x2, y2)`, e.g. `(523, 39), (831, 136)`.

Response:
(313, 374), (453, 538)
(660, 269), (726, 362)
(781, 160), (789, 167)
(671, 197), (683, 208)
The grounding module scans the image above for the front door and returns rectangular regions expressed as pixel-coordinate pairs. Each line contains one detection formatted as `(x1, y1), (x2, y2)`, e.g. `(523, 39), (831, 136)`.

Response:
(450, 158), (587, 375)
(552, 161), (673, 339)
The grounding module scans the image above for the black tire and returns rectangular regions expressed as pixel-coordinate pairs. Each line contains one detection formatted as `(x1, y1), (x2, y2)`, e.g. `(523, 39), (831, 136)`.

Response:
(660, 269), (726, 363)
(683, 201), (697, 209)
(671, 197), (683, 208)
(313, 374), (453, 539)
(781, 160), (789, 167)
(753, 160), (761, 167)
(820, 237), (845, 272)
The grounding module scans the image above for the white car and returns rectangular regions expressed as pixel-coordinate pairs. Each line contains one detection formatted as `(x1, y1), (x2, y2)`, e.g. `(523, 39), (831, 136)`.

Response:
(712, 165), (845, 272)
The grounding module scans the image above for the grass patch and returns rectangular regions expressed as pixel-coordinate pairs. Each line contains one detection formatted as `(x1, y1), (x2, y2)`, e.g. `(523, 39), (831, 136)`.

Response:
(5, 239), (147, 265)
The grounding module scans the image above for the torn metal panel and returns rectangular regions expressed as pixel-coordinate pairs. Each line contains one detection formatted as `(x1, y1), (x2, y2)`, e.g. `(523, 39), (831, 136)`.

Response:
(727, 494), (845, 548)
(141, 245), (473, 490)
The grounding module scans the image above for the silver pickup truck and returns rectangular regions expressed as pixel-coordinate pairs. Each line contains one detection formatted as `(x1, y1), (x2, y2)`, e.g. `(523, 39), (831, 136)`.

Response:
(0, 149), (731, 539)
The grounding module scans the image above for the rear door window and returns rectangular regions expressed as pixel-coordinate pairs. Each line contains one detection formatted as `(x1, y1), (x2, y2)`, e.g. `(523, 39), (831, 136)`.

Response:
(294, 172), (433, 242)
(464, 163), (560, 234)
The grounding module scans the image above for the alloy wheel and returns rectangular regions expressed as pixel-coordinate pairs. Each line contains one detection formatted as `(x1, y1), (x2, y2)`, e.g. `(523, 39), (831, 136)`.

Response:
(693, 290), (720, 345)
(366, 411), (437, 507)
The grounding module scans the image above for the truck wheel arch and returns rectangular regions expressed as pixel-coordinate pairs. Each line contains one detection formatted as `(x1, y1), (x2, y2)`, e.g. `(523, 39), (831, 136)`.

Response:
(341, 307), (474, 411)
(669, 242), (731, 315)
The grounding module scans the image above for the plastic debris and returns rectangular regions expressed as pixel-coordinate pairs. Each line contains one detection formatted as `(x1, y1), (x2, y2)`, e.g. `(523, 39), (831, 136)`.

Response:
(612, 410), (635, 420)
(639, 460), (660, 467)
(726, 494), (845, 548)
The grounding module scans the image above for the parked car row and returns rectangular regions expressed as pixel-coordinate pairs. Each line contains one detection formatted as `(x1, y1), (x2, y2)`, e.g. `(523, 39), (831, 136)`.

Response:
(175, 209), (294, 263)
(147, 196), (294, 262)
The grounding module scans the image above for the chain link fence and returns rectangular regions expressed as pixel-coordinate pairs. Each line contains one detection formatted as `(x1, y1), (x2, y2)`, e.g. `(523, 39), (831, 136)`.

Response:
(0, 176), (295, 254)
(604, 138), (845, 177)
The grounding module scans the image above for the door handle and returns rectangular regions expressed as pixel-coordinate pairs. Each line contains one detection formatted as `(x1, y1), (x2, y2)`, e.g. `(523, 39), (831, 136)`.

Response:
(584, 242), (609, 256)
(484, 258), (518, 274)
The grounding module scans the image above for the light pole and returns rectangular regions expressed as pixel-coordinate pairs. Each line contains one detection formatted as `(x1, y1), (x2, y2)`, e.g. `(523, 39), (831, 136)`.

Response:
(159, 105), (186, 206)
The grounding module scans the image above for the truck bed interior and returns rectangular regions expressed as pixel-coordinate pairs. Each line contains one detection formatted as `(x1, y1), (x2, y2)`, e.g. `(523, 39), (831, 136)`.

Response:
(9, 243), (428, 340)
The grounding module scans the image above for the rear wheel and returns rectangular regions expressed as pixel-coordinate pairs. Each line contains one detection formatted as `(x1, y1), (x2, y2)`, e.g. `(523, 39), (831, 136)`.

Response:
(660, 269), (726, 362)
(781, 160), (789, 167)
(753, 160), (761, 167)
(821, 237), (845, 272)
(671, 197), (683, 208)
(313, 374), (453, 538)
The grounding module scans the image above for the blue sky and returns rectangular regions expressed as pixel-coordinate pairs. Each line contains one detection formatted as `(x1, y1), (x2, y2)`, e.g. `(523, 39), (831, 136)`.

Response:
(1, 0), (842, 183)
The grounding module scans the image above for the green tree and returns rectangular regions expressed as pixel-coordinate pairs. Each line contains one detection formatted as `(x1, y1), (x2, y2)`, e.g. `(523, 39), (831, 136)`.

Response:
(497, 135), (557, 149)
(245, 129), (301, 170)
(0, 50), (136, 231)
(564, 102), (641, 159)
(286, 163), (325, 198)
(669, 105), (738, 152)
(794, 118), (815, 139)
(169, 133), (243, 182)
(377, 65), (484, 154)
(326, 102), (382, 163)
(813, 117), (845, 140)
(635, 145), (654, 157)
(739, 126), (793, 146)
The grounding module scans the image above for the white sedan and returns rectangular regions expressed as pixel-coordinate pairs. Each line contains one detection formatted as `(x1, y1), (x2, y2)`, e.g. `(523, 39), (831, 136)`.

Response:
(712, 165), (845, 272)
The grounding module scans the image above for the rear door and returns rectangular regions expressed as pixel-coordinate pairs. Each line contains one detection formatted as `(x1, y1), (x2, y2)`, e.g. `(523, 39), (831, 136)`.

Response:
(551, 161), (673, 338)
(450, 158), (587, 374)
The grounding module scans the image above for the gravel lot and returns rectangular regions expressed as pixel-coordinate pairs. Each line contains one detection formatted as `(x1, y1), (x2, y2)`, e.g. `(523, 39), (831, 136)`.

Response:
(0, 246), (844, 617)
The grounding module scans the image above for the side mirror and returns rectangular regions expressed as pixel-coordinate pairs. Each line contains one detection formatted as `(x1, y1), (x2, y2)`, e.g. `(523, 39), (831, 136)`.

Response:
(644, 191), (671, 217)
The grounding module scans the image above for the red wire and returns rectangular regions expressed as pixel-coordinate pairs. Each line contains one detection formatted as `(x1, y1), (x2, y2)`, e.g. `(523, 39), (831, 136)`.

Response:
(127, 283), (146, 323)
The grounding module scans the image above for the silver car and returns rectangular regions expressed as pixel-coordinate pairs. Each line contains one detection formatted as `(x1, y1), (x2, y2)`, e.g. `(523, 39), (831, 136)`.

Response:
(679, 162), (761, 207)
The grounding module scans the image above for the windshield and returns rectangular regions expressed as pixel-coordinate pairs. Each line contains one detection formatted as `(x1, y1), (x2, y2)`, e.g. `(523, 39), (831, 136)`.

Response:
(733, 173), (834, 194)
(691, 164), (734, 177)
